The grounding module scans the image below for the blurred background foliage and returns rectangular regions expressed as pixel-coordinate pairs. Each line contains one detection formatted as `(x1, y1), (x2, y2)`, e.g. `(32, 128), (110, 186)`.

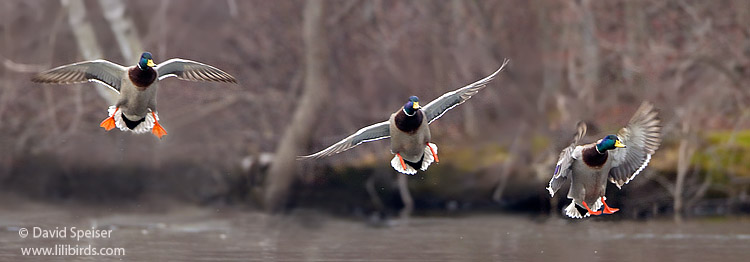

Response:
(0, 0), (749, 221)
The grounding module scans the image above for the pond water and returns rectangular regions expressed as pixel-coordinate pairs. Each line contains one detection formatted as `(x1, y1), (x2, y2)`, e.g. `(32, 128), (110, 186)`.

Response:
(1, 201), (748, 261)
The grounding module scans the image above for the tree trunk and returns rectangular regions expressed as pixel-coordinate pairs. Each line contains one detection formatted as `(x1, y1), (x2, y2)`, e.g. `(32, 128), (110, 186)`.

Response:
(61, 0), (118, 104)
(674, 116), (695, 223)
(492, 124), (526, 202)
(535, 0), (562, 114)
(578, 0), (599, 109)
(397, 174), (413, 219)
(263, 0), (329, 212)
(98, 0), (143, 61)
(624, 0), (646, 86)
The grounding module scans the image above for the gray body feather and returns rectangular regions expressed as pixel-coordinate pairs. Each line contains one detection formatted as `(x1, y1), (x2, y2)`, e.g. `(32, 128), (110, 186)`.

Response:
(33, 58), (237, 122)
(547, 102), (662, 218)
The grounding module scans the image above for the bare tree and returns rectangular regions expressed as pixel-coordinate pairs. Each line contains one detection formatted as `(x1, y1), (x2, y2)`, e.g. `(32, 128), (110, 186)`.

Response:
(673, 110), (697, 222)
(562, 0), (600, 113)
(397, 174), (413, 219)
(3, 0), (750, 217)
(492, 123), (526, 202)
(98, 0), (143, 61)
(61, 0), (118, 104)
(264, 0), (329, 212)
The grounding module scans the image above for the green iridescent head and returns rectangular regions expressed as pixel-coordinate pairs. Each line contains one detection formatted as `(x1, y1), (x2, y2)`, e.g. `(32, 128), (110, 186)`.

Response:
(403, 96), (420, 116)
(596, 134), (626, 153)
(138, 52), (155, 70)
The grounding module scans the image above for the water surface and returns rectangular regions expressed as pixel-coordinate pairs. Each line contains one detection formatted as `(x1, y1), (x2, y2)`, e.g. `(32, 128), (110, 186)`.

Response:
(1, 201), (748, 261)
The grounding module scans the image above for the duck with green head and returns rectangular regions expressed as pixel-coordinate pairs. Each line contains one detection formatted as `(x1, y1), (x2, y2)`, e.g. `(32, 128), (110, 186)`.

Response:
(299, 59), (509, 174)
(32, 52), (237, 138)
(547, 102), (662, 218)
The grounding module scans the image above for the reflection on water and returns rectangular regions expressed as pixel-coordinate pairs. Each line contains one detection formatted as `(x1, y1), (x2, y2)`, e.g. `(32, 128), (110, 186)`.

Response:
(0, 203), (748, 261)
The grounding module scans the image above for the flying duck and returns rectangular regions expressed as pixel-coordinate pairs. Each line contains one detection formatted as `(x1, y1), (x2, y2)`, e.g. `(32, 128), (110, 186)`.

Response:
(299, 59), (509, 174)
(547, 102), (662, 218)
(31, 52), (237, 138)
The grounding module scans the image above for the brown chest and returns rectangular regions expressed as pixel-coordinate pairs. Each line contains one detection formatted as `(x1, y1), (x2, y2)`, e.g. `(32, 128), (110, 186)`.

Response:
(394, 110), (424, 134)
(128, 67), (157, 91)
(582, 146), (608, 169)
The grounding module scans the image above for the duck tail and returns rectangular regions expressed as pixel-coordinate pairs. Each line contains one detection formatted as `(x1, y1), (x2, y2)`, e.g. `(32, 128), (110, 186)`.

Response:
(108, 106), (129, 132)
(391, 155), (417, 175)
(564, 202), (586, 219)
(590, 196), (604, 213)
(131, 109), (157, 134)
(108, 106), (157, 134)
(420, 143), (438, 171)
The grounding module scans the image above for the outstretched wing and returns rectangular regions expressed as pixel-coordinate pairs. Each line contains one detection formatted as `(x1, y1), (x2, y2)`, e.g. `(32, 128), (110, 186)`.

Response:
(547, 122), (587, 197)
(608, 102), (662, 189)
(31, 60), (127, 93)
(298, 121), (391, 160)
(421, 59), (509, 124)
(155, 59), (237, 83)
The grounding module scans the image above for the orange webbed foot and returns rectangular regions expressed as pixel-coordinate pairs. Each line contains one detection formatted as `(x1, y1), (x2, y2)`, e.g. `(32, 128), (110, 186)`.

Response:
(151, 112), (167, 139)
(427, 143), (439, 163)
(99, 107), (118, 131)
(397, 153), (407, 171)
(582, 201), (602, 216)
(601, 197), (619, 214)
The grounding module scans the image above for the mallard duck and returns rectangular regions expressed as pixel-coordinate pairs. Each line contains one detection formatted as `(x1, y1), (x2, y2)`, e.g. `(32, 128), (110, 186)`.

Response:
(299, 59), (509, 174)
(31, 52), (237, 138)
(547, 102), (661, 218)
